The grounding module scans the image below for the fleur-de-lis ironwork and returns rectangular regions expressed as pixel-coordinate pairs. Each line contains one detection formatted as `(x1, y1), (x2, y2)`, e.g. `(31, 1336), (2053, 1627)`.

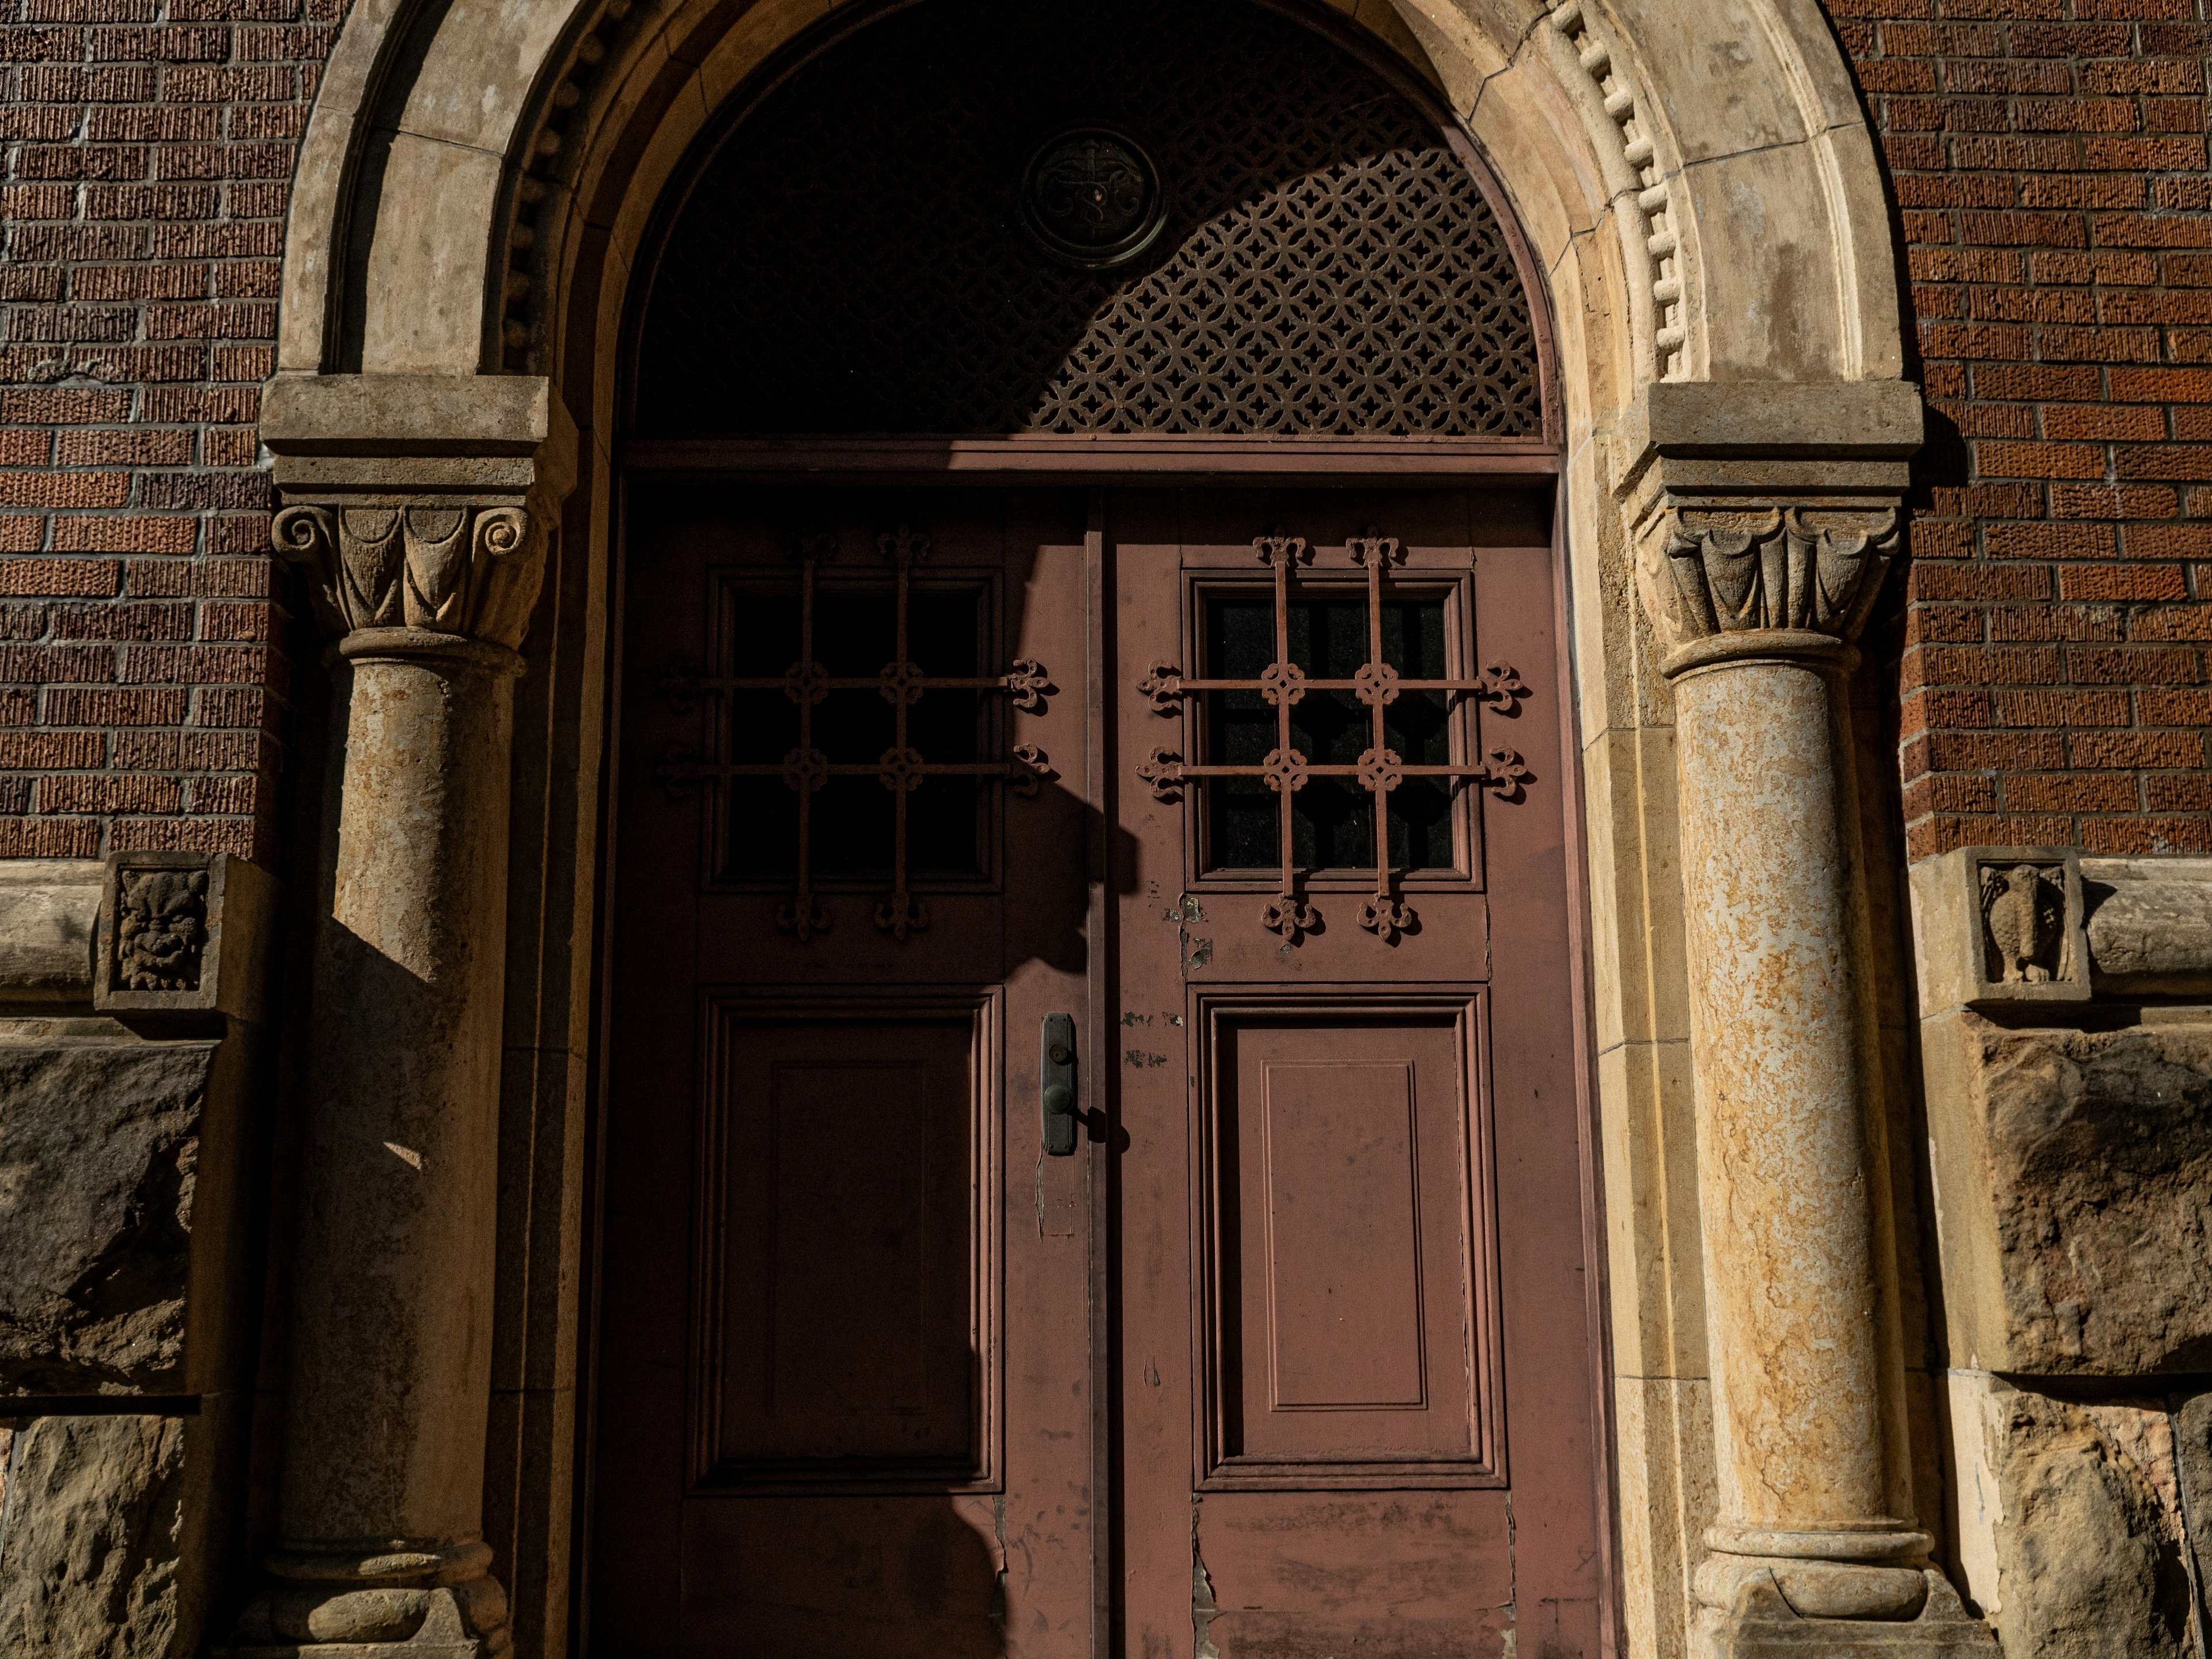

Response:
(657, 524), (1053, 940)
(1136, 528), (1536, 943)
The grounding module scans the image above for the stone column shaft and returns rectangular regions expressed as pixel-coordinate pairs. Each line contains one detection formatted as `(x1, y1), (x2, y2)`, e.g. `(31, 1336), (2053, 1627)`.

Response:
(1627, 473), (1995, 1656)
(285, 635), (516, 1546)
(228, 373), (570, 1659)
(1675, 641), (1903, 1551)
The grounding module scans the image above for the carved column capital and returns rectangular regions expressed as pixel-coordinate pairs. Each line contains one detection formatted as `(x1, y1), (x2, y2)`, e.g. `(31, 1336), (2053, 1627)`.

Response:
(1634, 499), (1902, 676)
(259, 372), (577, 671)
(272, 499), (548, 664)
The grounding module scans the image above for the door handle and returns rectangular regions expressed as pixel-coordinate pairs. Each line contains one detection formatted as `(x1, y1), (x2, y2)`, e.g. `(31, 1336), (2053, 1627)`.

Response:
(1040, 1013), (1078, 1156)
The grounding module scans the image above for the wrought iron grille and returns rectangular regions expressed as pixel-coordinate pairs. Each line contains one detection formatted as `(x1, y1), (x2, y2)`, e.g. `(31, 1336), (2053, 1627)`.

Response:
(637, 0), (1542, 437)
(1137, 533), (1531, 944)
(658, 527), (1050, 941)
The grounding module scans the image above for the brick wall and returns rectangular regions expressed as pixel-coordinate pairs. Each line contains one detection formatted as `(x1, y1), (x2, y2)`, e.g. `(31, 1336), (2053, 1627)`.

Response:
(2, 0), (2210, 866)
(1837, 0), (2212, 859)
(0, 0), (338, 864)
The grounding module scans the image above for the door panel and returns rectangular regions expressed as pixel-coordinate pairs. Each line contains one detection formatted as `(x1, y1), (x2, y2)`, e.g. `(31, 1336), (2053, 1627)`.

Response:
(1109, 486), (1600, 1659)
(702, 1001), (994, 1484)
(598, 486), (1096, 1657)
(1200, 1002), (1500, 1486)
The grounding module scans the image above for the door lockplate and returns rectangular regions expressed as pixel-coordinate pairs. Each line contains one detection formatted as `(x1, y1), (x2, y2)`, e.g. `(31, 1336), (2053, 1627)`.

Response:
(1040, 1013), (1078, 1157)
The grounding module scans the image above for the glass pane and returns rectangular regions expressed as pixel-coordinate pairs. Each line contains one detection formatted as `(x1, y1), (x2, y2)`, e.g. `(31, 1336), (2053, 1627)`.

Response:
(715, 582), (987, 882)
(1201, 586), (1455, 875)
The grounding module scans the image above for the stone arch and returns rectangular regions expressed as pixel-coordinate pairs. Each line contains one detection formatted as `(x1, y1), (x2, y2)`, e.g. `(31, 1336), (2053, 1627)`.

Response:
(252, 6), (1940, 1659)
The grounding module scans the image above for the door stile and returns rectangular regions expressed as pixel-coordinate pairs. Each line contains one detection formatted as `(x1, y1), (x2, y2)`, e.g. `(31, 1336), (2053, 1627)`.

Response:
(1084, 488), (1116, 1659)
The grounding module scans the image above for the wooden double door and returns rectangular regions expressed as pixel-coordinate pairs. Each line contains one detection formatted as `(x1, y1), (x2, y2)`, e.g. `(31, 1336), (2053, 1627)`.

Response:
(592, 480), (1603, 1658)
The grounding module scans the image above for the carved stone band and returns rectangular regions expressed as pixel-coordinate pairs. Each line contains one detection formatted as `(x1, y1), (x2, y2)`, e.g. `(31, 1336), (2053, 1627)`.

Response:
(275, 502), (546, 653)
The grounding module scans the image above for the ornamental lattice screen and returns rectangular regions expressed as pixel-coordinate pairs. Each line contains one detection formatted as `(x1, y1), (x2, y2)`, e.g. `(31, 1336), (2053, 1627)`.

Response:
(634, 0), (1544, 437)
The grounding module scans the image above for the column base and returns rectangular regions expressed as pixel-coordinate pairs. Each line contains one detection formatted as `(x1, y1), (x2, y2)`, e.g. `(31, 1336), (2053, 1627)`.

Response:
(1699, 1565), (1997, 1659)
(219, 1541), (511, 1658)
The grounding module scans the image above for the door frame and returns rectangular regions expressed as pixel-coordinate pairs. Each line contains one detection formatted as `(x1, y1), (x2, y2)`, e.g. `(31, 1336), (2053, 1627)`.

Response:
(578, 439), (1615, 1656)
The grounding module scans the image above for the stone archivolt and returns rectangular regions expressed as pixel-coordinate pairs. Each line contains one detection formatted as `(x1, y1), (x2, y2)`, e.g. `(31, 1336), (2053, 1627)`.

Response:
(274, 503), (544, 653)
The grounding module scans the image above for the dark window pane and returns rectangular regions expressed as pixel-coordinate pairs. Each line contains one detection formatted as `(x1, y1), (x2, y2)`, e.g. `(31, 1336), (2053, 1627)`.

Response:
(1201, 586), (1456, 876)
(713, 580), (988, 883)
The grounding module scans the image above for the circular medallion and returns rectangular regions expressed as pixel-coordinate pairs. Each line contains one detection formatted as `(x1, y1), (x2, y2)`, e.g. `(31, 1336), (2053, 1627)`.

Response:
(1018, 126), (1166, 270)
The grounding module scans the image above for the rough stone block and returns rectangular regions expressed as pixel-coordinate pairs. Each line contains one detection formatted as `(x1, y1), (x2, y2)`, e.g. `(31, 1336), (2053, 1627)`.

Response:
(0, 1412), (203, 1659)
(1946, 1376), (2197, 1659)
(1924, 1012), (2212, 1376)
(0, 1038), (219, 1394)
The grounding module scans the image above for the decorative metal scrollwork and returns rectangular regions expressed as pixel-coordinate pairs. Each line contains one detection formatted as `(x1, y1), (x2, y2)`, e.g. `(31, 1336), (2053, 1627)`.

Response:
(1138, 530), (1535, 944)
(657, 525), (1052, 941)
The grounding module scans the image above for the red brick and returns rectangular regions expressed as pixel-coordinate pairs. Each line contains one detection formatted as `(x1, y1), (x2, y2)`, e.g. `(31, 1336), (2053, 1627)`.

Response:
(44, 687), (188, 726)
(38, 774), (182, 814)
(0, 731), (104, 768)
(2059, 565), (2188, 601)
(0, 820), (102, 857)
(2042, 404), (2165, 441)
(54, 430), (196, 467)
(2073, 729), (2210, 766)
(1974, 441), (2109, 479)
(2121, 524), (2212, 558)
(108, 817), (255, 857)
(1992, 688), (2133, 726)
(2068, 646), (2204, 685)
(51, 517), (196, 554)
(0, 474), (131, 510)
(2141, 687), (2212, 724)
(2146, 775), (2212, 812)
(2004, 773), (2142, 813)
(0, 558), (120, 597)
(2051, 483), (2180, 519)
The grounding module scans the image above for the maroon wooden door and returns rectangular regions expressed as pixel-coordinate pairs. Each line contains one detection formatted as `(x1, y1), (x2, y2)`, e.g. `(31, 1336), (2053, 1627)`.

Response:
(590, 479), (1603, 1658)
(1104, 486), (1603, 1659)
(595, 485), (1101, 1657)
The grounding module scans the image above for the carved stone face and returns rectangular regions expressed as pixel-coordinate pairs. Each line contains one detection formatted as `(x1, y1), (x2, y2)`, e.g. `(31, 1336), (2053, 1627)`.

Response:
(118, 869), (209, 991)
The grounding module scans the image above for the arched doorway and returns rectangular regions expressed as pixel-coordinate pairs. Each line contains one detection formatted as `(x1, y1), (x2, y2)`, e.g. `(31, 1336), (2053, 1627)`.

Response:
(590, 3), (1604, 1654)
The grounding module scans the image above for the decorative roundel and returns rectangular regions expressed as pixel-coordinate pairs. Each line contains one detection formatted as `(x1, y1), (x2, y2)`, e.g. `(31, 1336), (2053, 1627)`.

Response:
(1018, 125), (1166, 269)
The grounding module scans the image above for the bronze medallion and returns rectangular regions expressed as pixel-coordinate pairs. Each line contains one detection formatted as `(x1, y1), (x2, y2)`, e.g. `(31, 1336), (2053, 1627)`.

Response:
(1018, 124), (1166, 269)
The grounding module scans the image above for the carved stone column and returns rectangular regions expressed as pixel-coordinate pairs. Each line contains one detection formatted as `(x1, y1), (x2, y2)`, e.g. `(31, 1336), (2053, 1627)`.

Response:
(226, 377), (574, 1658)
(1619, 385), (1994, 1658)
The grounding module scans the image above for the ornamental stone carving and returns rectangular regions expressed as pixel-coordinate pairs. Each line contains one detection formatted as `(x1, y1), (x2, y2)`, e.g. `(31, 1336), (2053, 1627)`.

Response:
(113, 866), (208, 992)
(273, 502), (545, 653)
(1637, 503), (1899, 660)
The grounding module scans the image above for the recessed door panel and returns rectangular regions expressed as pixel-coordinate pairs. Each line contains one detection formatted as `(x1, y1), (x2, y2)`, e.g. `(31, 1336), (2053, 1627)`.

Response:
(702, 1003), (994, 1486)
(1199, 1001), (1500, 1486)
